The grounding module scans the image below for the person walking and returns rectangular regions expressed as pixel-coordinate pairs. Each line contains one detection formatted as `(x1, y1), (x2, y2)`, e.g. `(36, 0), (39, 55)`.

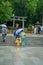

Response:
(14, 23), (20, 38)
(1, 24), (7, 42)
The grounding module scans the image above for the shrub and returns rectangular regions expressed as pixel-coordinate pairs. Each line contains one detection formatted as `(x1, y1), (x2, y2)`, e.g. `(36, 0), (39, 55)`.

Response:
(8, 26), (15, 30)
(27, 24), (32, 31)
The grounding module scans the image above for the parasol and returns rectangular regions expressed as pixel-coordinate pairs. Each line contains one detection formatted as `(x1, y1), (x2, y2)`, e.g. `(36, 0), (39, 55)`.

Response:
(0, 24), (7, 28)
(16, 28), (23, 34)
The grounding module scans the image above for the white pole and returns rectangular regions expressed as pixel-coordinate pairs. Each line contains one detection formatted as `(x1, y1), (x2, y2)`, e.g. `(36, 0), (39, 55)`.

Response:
(13, 17), (15, 28)
(22, 18), (24, 31)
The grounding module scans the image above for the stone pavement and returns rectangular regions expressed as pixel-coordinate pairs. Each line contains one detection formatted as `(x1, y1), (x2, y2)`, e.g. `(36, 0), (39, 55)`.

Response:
(0, 46), (43, 65)
(0, 34), (43, 65)
(0, 34), (43, 46)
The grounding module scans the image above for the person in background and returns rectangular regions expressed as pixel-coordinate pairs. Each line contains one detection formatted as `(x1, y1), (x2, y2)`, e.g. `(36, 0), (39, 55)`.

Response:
(32, 25), (34, 33)
(38, 25), (41, 34)
(34, 25), (37, 34)
(14, 23), (20, 38)
(34, 25), (38, 34)
(1, 24), (7, 42)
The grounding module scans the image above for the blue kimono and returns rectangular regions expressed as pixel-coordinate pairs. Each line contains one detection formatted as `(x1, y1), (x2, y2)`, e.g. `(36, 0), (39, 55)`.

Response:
(14, 29), (20, 38)
(20, 32), (26, 46)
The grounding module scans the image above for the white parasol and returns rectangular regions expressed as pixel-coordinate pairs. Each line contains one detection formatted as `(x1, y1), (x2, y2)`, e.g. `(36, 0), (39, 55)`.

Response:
(16, 28), (23, 34)
(0, 24), (7, 28)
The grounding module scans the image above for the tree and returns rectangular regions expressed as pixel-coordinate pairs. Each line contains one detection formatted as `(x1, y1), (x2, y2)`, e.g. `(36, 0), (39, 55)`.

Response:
(7, 0), (27, 16)
(0, 1), (13, 22)
(25, 0), (39, 24)
(0, 0), (5, 3)
(25, 0), (39, 15)
(37, 0), (43, 25)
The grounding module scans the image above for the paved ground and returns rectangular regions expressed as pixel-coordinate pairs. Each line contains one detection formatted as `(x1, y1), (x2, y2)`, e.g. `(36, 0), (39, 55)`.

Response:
(0, 34), (43, 65)
(0, 34), (43, 46)
(0, 46), (43, 65)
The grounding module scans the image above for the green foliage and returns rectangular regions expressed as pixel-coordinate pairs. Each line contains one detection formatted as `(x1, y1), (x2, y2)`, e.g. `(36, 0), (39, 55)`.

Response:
(8, 26), (15, 30)
(0, 1), (13, 22)
(0, 0), (43, 26)
(14, 3), (27, 16)
(37, 0), (43, 16)
(8, 0), (20, 3)
(12, 0), (20, 3)
(25, 0), (39, 16)
(27, 24), (32, 31)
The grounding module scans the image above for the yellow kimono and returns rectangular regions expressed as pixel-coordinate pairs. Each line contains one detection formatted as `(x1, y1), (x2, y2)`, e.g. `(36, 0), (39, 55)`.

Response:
(15, 37), (21, 46)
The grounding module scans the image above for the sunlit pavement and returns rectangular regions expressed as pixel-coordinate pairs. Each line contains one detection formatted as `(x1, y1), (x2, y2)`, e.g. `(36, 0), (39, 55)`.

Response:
(0, 46), (43, 65)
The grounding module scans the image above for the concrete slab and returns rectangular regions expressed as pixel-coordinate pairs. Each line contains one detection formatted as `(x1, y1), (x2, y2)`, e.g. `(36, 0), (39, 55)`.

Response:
(0, 46), (43, 65)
